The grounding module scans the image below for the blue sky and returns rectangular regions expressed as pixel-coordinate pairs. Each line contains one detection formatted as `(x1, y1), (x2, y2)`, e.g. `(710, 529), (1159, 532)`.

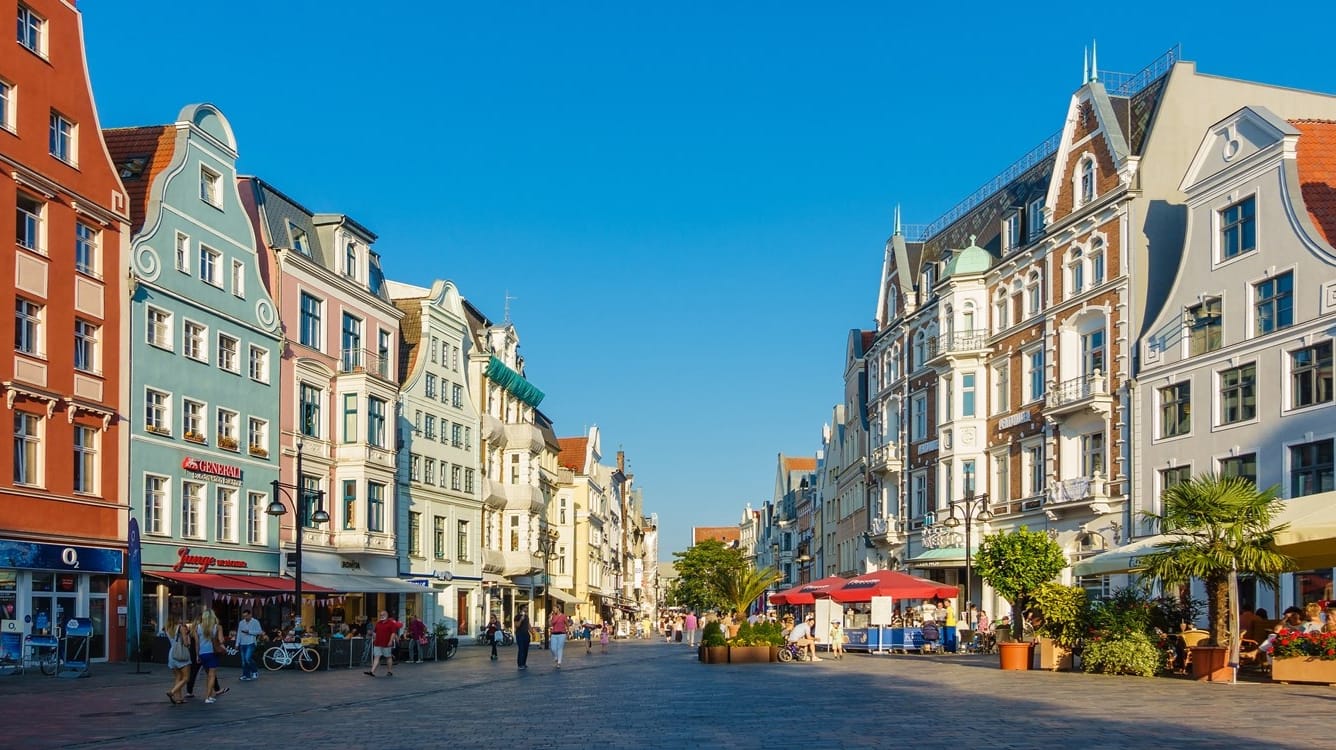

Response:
(82, 2), (1336, 559)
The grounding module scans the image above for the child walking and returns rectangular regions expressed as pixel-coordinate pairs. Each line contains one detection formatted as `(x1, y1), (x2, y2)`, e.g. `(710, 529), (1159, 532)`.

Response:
(829, 620), (846, 659)
(599, 622), (611, 653)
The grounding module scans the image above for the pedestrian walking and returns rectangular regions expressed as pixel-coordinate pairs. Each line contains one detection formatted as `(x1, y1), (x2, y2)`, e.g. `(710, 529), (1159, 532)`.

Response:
(549, 609), (570, 668)
(600, 621), (611, 653)
(829, 620), (846, 659)
(195, 609), (224, 704)
(165, 618), (193, 704)
(683, 611), (698, 647)
(515, 606), (531, 670)
(584, 621), (594, 653)
(943, 599), (959, 653)
(485, 615), (502, 661)
(364, 609), (402, 677)
(236, 609), (262, 681)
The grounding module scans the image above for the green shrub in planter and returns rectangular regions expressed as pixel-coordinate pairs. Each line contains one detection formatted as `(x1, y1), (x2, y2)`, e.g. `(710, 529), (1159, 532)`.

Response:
(750, 621), (785, 646)
(701, 621), (727, 648)
(1081, 631), (1161, 677)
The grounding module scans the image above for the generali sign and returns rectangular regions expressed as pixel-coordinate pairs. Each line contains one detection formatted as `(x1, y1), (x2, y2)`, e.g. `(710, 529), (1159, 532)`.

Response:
(182, 456), (243, 485)
(174, 546), (249, 573)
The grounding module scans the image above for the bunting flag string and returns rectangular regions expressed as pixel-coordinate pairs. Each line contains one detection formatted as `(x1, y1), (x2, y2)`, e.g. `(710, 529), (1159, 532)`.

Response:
(211, 593), (349, 606)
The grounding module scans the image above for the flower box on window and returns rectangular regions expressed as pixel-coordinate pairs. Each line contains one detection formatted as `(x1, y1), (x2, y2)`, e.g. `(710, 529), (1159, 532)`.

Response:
(249, 446), (269, 458)
(217, 436), (239, 451)
(146, 425), (171, 437)
(184, 431), (206, 444)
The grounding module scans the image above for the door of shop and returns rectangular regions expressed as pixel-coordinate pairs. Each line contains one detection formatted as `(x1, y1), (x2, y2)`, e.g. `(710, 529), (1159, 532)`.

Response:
(457, 592), (468, 636)
(30, 574), (79, 639)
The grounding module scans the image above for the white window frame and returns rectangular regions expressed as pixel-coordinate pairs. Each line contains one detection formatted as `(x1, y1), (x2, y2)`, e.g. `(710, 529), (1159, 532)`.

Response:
(1217, 193), (1257, 263)
(246, 492), (267, 545)
(1077, 154), (1096, 207)
(199, 244), (222, 287)
(217, 333), (240, 374)
(1252, 269), (1295, 337)
(182, 481), (205, 539)
(1288, 341), (1334, 413)
(216, 487), (238, 543)
(145, 307), (173, 351)
(1218, 361), (1257, 427)
(1026, 197), (1045, 240)
(145, 388), (171, 435)
(182, 320), (208, 363)
(199, 164), (222, 207)
(230, 259), (245, 298)
(1023, 345), (1045, 403)
(174, 232), (190, 273)
(217, 407), (239, 450)
(48, 110), (76, 165)
(73, 318), (98, 374)
(145, 474), (170, 536)
(0, 78), (14, 134)
(16, 192), (44, 255)
(182, 398), (206, 443)
(1026, 271), (1042, 316)
(15, 297), (43, 357)
(17, 4), (46, 57)
(248, 417), (268, 457)
(992, 360), (1010, 414)
(910, 392), (928, 441)
(248, 345), (269, 383)
(1022, 439), (1046, 498)
(75, 221), (99, 277)
(13, 411), (43, 487)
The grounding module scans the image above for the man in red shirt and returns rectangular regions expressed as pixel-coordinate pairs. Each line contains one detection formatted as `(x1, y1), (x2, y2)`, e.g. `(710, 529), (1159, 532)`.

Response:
(365, 610), (402, 677)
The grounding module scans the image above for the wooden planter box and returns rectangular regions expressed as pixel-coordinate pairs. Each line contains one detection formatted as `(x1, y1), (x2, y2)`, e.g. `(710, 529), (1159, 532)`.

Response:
(698, 646), (728, 664)
(1037, 637), (1072, 671)
(727, 645), (773, 663)
(1272, 657), (1336, 685)
(1189, 645), (1231, 682)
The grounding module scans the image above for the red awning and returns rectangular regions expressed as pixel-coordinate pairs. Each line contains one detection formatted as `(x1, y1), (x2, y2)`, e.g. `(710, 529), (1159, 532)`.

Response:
(769, 575), (848, 606)
(827, 570), (959, 604)
(149, 571), (333, 592)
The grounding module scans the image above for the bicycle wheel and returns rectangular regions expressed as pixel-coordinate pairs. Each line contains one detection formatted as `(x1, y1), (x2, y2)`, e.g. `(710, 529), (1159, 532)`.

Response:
(443, 640), (458, 660)
(298, 647), (321, 672)
(777, 647), (793, 663)
(39, 649), (58, 675)
(262, 646), (286, 671)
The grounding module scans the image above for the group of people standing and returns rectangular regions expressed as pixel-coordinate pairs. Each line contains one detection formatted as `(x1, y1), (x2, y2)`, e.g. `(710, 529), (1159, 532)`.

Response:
(164, 608), (259, 705)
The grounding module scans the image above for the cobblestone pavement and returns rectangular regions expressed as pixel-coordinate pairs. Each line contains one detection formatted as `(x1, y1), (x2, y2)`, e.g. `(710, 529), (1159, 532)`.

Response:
(0, 640), (1331, 749)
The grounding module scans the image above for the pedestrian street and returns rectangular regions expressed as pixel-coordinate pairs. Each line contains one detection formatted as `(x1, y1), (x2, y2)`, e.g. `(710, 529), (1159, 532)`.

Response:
(0, 639), (1327, 749)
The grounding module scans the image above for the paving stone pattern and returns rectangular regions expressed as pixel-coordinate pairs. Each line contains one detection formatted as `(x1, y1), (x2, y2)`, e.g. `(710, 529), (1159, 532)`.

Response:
(0, 640), (1329, 749)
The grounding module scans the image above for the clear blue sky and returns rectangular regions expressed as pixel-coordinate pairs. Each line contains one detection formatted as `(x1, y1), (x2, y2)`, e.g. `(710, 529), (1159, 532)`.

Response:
(83, 2), (1336, 559)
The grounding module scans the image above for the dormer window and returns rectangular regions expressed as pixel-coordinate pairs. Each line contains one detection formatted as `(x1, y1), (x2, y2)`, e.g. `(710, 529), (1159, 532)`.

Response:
(1220, 196), (1256, 260)
(199, 165), (222, 207)
(923, 264), (936, 291)
(288, 223), (309, 256)
(344, 242), (358, 279)
(1003, 213), (1022, 253)
(1078, 156), (1096, 206)
(1027, 198), (1046, 240)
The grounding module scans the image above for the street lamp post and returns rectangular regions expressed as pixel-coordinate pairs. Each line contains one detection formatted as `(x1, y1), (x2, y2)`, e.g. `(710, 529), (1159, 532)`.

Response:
(944, 490), (992, 617)
(536, 527), (559, 650)
(267, 438), (329, 629)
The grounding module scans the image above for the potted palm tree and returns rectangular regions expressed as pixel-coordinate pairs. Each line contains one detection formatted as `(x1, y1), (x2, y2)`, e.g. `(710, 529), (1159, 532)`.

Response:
(975, 527), (1067, 670)
(714, 566), (780, 663)
(1138, 474), (1292, 682)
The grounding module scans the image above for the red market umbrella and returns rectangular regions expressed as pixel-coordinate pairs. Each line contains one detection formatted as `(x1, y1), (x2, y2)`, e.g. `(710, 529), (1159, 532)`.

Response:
(827, 570), (959, 604)
(769, 575), (847, 606)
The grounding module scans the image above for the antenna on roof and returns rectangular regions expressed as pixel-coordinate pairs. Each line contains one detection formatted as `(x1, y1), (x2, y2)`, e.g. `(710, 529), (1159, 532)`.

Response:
(503, 290), (517, 324)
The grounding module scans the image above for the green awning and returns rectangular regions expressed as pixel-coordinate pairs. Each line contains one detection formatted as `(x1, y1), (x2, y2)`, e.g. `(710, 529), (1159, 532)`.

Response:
(486, 356), (545, 408)
(905, 547), (974, 569)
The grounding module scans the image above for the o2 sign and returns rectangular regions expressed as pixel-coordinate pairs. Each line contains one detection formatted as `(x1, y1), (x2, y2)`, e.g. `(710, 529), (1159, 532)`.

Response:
(62, 548), (80, 569)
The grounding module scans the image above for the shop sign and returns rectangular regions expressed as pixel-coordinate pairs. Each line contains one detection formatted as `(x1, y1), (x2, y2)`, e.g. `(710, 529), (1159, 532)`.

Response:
(173, 546), (249, 574)
(181, 456), (244, 485)
(0, 539), (123, 574)
(998, 409), (1032, 431)
(341, 560), (361, 570)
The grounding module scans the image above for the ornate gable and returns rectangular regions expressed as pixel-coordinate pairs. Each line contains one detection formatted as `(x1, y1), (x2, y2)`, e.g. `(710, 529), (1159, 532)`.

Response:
(1045, 82), (1134, 224)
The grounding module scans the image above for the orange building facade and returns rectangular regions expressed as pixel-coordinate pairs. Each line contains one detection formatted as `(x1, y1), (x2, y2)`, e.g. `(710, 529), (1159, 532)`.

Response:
(0, 0), (129, 662)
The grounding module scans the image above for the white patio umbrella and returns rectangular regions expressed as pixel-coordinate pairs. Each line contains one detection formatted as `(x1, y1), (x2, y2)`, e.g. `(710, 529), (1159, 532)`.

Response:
(1068, 534), (1189, 577)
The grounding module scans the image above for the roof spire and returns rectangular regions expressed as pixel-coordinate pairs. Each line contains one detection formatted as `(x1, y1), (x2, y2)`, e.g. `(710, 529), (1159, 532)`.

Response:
(1082, 46), (1089, 85)
(893, 204), (902, 236)
(1090, 39), (1098, 82)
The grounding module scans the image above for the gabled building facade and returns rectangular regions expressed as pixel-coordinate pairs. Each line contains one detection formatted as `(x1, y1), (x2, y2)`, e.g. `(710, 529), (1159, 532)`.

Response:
(241, 177), (420, 625)
(1, 0), (130, 661)
(1136, 107), (1336, 612)
(111, 104), (283, 633)
(389, 279), (483, 635)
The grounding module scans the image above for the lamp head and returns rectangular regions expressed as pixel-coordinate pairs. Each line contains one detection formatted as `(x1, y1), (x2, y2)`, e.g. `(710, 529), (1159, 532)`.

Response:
(978, 508), (995, 523)
(312, 508), (330, 524)
(944, 515), (961, 528)
(266, 500), (287, 517)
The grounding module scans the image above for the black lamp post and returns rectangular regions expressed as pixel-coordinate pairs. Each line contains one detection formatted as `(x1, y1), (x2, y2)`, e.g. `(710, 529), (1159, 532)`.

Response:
(943, 489), (992, 618)
(536, 527), (559, 649)
(268, 438), (329, 629)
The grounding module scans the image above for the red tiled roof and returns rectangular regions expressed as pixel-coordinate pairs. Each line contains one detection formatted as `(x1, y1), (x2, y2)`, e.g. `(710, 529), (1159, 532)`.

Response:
(861, 330), (874, 352)
(692, 527), (740, 546)
(1291, 119), (1336, 247)
(557, 437), (588, 472)
(784, 456), (817, 472)
(103, 125), (176, 236)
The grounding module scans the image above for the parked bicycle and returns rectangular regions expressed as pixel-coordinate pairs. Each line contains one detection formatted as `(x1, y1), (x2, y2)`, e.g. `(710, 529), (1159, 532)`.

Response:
(262, 641), (321, 672)
(776, 642), (812, 663)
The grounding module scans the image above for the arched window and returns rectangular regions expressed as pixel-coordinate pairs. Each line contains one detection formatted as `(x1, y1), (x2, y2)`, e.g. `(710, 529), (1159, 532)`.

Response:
(889, 344), (902, 382)
(912, 332), (927, 371)
(1068, 247), (1085, 295)
(1089, 237), (1106, 285)
(1079, 156), (1096, 206)
(1027, 271), (1043, 316)
(994, 289), (1009, 332)
(887, 286), (898, 319)
(943, 304), (954, 337)
(962, 302), (976, 333)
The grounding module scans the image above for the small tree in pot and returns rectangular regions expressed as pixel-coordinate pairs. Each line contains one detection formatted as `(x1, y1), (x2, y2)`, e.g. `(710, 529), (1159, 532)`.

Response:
(974, 526), (1067, 642)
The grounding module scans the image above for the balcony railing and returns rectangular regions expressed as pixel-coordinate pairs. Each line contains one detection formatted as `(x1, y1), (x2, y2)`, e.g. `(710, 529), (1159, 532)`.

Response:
(990, 493), (1046, 516)
(928, 329), (990, 360)
(1051, 474), (1108, 505)
(868, 442), (901, 474)
(1045, 371), (1109, 411)
(340, 348), (393, 381)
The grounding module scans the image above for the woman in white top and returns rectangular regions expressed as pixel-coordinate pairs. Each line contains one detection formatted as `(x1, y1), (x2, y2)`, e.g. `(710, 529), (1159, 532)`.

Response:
(196, 610), (223, 704)
(166, 619), (193, 704)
